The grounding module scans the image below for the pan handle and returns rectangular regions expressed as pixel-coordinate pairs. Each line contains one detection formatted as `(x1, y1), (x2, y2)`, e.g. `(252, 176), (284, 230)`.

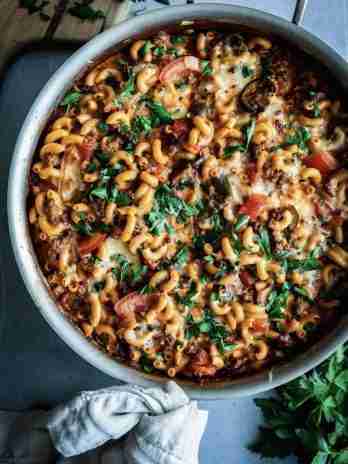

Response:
(292, 0), (309, 26)
(108, 0), (309, 28)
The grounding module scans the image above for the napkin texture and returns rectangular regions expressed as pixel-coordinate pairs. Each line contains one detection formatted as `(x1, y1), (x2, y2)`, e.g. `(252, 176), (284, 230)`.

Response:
(0, 381), (207, 464)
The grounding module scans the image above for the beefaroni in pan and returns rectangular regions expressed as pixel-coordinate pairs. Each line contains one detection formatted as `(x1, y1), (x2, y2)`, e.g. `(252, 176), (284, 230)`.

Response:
(27, 28), (348, 383)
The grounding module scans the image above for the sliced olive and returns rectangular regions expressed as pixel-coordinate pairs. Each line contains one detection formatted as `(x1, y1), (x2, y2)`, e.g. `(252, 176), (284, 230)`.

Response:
(263, 48), (294, 96)
(212, 175), (231, 197)
(287, 205), (299, 230)
(240, 78), (276, 113)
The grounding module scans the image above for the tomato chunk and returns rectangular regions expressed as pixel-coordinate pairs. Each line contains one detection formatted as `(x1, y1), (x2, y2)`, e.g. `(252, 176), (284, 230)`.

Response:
(78, 137), (97, 162)
(159, 56), (200, 83)
(78, 233), (107, 256)
(240, 270), (254, 288)
(171, 120), (189, 138)
(114, 292), (159, 328)
(239, 194), (267, 221)
(304, 151), (337, 176)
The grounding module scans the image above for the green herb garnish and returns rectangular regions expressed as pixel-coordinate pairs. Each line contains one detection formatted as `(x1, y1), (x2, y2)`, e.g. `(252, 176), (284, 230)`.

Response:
(60, 91), (81, 110)
(201, 60), (213, 76)
(257, 227), (272, 259)
(242, 65), (254, 78)
(68, 1), (105, 21)
(139, 352), (154, 373)
(284, 126), (311, 151)
(250, 345), (348, 464)
(266, 282), (291, 319)
(224, 118), (256, 157)
(234, 214), (249, 232)
(172, 246), (190, 268)
(186, 310), (236, 353)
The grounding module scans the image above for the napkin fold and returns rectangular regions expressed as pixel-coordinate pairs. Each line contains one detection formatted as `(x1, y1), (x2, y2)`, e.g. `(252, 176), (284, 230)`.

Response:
(1, 381), (208, 464)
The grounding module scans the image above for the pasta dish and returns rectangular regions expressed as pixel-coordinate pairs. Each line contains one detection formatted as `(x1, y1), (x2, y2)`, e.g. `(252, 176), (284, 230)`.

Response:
(27, 29), (348, 382)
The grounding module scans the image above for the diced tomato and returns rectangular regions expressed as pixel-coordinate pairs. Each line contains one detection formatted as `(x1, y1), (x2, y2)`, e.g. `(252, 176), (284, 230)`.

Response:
(159, 56), (200, 83)
(240, 270), (254, 288)
(171, 120), (189, 138)
(114, 292), (159, 328)
(183, 142), (201, 154)
(189, 349), (217, 377)
(78, 233), (107, 256)
(246, 161), (258, 184)
(252, 319), (269, 333)
(78, 137), (97, 162)
(239, 194), (267, 221)
(304, 151), (337, 176)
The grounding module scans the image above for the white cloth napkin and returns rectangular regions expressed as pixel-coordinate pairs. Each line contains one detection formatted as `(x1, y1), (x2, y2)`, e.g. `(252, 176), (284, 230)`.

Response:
(0, 381), (208, 464)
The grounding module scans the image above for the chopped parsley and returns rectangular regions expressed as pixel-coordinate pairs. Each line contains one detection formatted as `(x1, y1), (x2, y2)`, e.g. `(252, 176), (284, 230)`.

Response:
(139, 40), (152, 57)
(171, 35), (185, 44)
(153, 46), (166, 57)
(172, 246), (190, 268)
(146, 100), (173, 124)
(146, 184), (204, 235)
(115, 72), (135, 105)
(186, 310), (236, 353)
(68, 1), (105, 21)
(241, 65), (254, 78)
(224, 118), (256, 157)
(284, 126), (311, 151)
(313, 102), (321, 118)
(73, 220), (94, 236)
(139, 352), (154, 373)
(93, 280), (105, 292)
(97, 121), (109, 134)
(111, 254), (148, 285)
(201, 60), (213, 76)
(177, 281), (198, 308)
(60, 91), (81, 110)
(257, 227), (272, 259)
(234, 214), (249, 232)
(266, 282), (291, 319)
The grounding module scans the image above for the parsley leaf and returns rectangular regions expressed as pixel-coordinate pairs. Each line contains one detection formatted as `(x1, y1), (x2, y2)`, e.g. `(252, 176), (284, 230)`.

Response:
(257, 227), (272, 259)
(201, 60), (213, 76)
(146, 185), (203, 235)
(172, 246), (190, 268)
(266, 282), (290, 319)
(234, 214), (249, 232)
(139, 40), (152, 57)
(111, 254), (147, 285)
(171, 35), (185, 44)
(223, 118), (256, 157)
(250, 345), (348, 464)
(68, 1), (105, 21)
(60, 91), (81, 110)
(284, 126), (311, 151)
(186, 309), (236, 353)
(241, 65), (254, 78)
(139, 352), (154, 373)
(115, 72), (135, 104)
(146, 100), (173, 124)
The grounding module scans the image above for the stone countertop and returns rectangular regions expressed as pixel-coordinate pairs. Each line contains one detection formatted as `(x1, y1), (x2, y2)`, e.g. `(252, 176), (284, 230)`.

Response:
(0, 1), (346, 463)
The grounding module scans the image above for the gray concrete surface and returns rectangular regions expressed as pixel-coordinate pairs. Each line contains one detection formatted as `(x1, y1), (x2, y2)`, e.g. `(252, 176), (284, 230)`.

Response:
(0, 1), (345, 462)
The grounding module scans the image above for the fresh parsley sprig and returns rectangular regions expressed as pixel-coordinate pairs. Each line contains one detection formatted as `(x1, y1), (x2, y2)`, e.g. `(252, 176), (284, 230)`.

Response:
(224, 118), (256, 158)
(250, 345), (348, 464)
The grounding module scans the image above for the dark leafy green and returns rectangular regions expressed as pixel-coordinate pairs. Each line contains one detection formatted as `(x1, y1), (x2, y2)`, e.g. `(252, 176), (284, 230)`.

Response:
(250, 345), (348, 464)
(224, 118), (256, 157)
(111, 254), (148, 285)
(68, 1), (105, 21)
(60, 91), (81, 110)
(201, 60), (213, 76)
(186, 309), (236, 353)
(146, 185), (204, 235)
